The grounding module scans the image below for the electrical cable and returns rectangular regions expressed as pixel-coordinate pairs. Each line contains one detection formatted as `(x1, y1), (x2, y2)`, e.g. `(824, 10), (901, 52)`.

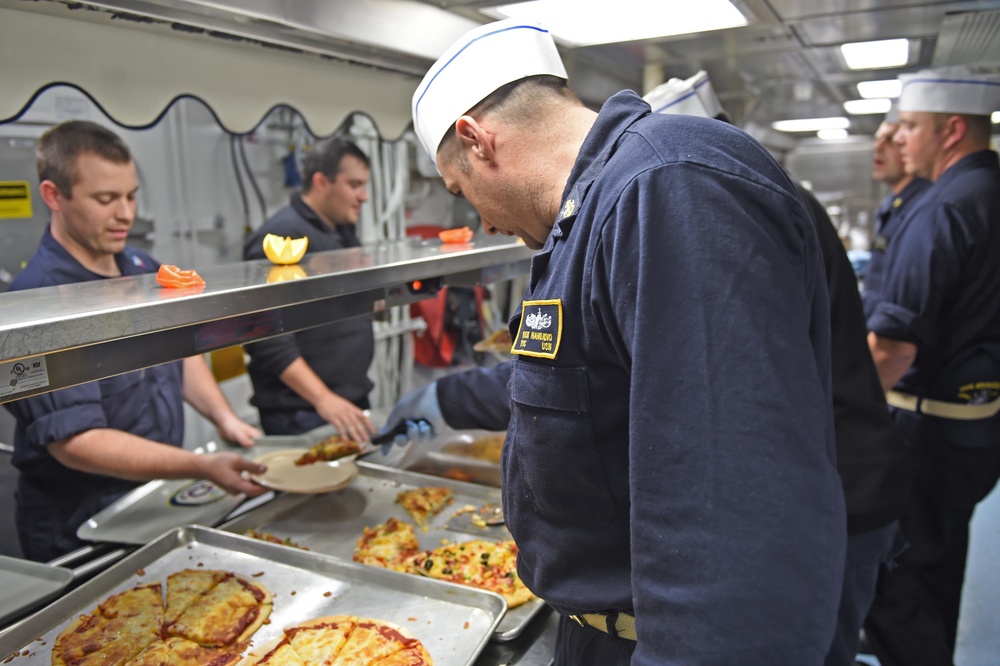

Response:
(229, 135), (251, 234)
(238, 134), (268, 228)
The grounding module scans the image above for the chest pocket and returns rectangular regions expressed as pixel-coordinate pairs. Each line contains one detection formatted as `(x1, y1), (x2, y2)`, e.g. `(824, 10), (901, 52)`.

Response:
(506, 361), (615, 525)
(98, 370), (157, 435)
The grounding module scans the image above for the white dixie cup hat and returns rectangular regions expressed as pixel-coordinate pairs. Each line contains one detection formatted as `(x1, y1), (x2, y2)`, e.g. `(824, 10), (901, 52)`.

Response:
(897, 65), (1000, 116)
(411, 19), (567, 168)
(643, 70), (724, 120)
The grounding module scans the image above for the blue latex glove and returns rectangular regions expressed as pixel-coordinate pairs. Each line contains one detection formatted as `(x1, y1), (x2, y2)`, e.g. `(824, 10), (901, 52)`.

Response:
(379, 382), (445, 453)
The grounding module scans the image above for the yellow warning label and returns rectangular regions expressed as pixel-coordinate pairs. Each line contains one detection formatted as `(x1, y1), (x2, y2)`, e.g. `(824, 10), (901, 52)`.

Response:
(0, 181), (33, 219)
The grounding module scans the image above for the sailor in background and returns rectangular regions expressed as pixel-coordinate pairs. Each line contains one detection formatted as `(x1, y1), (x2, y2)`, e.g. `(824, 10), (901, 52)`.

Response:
(389, 19), (846, 664)
(644, 72), (910, 666)
(861, 108), (931, 321)
(863, 66), (1000, 666)
(4, 121), (266, 562)
(243, 138), (376, 442)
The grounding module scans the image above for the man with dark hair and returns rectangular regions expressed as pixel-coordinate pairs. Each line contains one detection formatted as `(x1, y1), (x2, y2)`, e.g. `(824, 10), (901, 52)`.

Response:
(864, 65), (1000, 666)
(4, 120), (267, 562)
(243, 136), (376, 440)
(388, 19), (846, 665)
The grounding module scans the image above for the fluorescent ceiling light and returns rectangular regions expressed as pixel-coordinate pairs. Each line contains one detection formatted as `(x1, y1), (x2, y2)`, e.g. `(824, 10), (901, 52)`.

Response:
(817, 128), (849, 140)
(841, 39), (909, 70)
(772, 117), (850, 133)
(857, 79), (902, 99)
(484, 0), (749, 46)
(844, 98), (892, 115)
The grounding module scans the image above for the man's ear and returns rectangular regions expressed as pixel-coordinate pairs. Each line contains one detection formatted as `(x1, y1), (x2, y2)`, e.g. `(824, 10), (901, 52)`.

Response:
(455, 116), (495, 162)
(311, 170), (330, 193)
(38, 180), (64, 212)
(942, 115), (966, 151)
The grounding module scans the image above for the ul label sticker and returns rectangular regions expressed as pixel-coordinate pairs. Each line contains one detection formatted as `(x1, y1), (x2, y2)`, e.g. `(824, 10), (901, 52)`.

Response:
(1, 356), (50, 398)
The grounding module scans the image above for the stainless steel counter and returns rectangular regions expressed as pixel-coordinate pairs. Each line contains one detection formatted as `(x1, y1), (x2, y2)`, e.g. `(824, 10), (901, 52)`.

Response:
(0, 236), (532, 403)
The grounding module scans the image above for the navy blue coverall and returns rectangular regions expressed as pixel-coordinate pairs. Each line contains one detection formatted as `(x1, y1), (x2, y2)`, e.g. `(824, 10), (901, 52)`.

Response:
(861, 177), (931, 321)
(864, 149), (1000, 666)
(437, 91), (846, 665)
(4, 227), (184, 562)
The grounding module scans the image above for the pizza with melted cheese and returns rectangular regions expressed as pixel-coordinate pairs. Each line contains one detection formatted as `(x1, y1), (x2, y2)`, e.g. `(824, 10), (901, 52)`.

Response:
(239, 616), (432, 666)
(395, 487), (453, 531)
(50, 570), (272, 666)
(165, 574), (272, 647)
(353, 517), (421, 572)
(127, 637), (242, 666)
(52, 583), (163, 666)
(165, 569), (230, 624)
(404, 539), (535, 609)
(250, 638), (306, 666)
(294, 435), (361, 466)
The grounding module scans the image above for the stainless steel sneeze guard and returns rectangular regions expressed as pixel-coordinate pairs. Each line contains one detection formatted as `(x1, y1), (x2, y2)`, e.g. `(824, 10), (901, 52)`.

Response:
(0, 526), (506, 666)
(0, 237), (533, 403)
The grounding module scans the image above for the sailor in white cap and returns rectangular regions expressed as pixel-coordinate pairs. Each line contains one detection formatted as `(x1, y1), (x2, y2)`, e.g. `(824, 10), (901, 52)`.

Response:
(649, 70), (912, 666)
(389, 18), (848, 664)
(642, 70), (728, 121)
(864, 65), (1000, 666)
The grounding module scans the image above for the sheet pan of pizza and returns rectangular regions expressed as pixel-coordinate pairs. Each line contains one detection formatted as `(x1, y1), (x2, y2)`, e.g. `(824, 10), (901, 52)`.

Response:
(0, 525), (504, 666)
(219, 463), (545, 642)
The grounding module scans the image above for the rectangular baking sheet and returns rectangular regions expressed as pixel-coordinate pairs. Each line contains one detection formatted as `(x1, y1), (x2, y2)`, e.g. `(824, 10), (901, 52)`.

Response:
(220, 462), (544, 641)
(0, 525), (504, 666)
(0, 556), (73, 628)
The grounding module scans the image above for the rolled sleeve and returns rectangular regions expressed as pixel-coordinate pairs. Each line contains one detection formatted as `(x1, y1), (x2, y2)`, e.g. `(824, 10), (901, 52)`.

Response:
(868, 301), (931, 346)
(7, 383), (108, 449)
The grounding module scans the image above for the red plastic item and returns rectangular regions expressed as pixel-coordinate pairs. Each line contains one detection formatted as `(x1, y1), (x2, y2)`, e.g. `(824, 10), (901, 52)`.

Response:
(156, 264), (206, 288)
(438, 227), (474, 244)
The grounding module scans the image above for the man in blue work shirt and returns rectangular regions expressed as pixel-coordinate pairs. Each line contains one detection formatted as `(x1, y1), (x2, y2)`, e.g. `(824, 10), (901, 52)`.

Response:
(4, 121), (267, 562)
(861, 111), (931, 321)
(243, 137), (376, 442)
(863, 66), (1000, 666)
(390, 19), (846, 665)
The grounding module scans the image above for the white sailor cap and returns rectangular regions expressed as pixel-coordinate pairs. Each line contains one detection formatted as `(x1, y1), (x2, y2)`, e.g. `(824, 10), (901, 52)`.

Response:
(883, 102), (899, 124)
(898, 65), (1000, 116)
(643, 71), (724, 120)
(411, 19), (567, 167)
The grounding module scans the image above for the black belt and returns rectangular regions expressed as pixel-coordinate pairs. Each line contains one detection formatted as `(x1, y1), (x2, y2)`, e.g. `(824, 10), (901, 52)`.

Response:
(567, 611), (637, 641)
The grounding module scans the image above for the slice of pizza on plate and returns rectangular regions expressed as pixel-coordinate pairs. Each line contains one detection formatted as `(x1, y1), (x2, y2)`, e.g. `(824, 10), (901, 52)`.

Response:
(294, 435), (361, 466)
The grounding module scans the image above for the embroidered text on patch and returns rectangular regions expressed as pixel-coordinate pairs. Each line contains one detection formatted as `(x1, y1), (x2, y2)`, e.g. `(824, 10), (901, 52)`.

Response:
(512, 299), (563, 360)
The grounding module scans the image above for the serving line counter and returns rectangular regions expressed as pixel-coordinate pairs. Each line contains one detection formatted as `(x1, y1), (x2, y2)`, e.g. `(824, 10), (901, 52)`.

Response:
(0, 235), (533, 403)
(0, 472), (558, 665)
(0, 430), (558, 665)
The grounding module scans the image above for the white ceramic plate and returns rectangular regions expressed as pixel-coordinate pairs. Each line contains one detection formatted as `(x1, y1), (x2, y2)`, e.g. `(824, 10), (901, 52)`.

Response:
(251, 449), (358, 494)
